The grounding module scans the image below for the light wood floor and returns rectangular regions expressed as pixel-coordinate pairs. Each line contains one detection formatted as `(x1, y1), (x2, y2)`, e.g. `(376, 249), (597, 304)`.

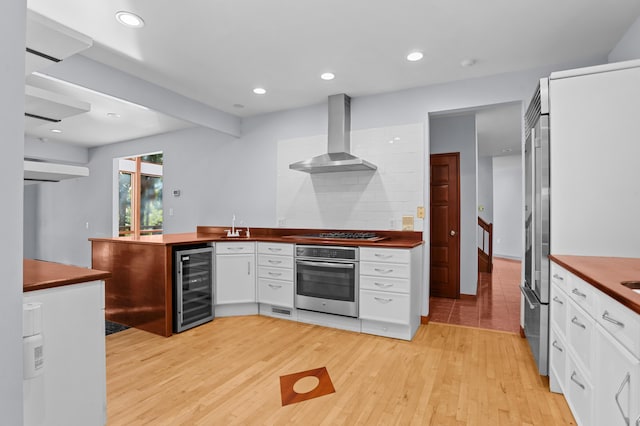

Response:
(106, 316), (575, 425)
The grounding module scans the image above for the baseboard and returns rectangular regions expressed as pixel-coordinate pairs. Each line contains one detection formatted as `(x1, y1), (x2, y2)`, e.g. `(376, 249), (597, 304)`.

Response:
(420, 315), (431, 324)
(494, 254), (522, 262)
(519, 326), (526, 338)
(460, 294), (478, 301)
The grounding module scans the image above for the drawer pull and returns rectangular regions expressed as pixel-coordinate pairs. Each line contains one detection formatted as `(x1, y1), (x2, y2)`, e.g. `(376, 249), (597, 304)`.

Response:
(228, 247), (245, 251)
(374, 268), (394, 274)
(553, 273), (564, 281)
(552, 340), (564, 353)
(374, 297), (393, 304)
(374, 253), (393, 259)
(615, 373), (631, 426)
(571, 316), (586, 329)
(552, 296), (564, 305)
(267, 259), (283, 265)
(267, 247), (282, 252)
(268, 272), (282, 277)
(570, 372), (586, 390)
(571, 288), (587, 298)
(267, 284), (282, 290)
(602, 311), (625, 328)
(373, 282), (393, 289)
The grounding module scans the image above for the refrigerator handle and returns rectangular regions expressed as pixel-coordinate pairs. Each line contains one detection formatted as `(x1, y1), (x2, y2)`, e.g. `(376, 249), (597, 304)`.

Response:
(520, 285), (537, 310)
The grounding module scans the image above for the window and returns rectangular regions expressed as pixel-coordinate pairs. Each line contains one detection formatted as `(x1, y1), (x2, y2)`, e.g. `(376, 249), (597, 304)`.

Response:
(118, 153), (163, 236)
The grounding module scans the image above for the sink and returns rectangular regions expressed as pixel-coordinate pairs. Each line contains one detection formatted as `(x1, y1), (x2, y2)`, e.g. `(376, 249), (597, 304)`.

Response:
(621, 281), (640, 294)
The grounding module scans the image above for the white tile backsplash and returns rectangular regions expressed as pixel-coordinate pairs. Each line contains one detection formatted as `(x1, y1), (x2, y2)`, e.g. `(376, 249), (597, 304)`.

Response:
(277, 123), (424, 230)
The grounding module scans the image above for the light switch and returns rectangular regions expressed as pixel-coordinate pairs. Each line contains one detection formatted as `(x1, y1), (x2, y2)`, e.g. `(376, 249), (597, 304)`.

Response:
(417, 206), (425, 219)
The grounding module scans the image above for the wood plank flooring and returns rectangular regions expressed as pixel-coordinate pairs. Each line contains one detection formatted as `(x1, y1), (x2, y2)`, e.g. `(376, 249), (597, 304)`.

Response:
(106, 316), (575, 425)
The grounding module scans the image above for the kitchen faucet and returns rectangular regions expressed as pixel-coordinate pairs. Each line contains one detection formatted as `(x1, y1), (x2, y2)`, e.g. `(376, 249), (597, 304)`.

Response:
(226, 214), (240, 237)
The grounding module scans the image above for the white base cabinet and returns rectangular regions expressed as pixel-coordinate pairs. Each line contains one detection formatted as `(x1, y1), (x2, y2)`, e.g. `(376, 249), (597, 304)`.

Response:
(550, 261), (640, 426)
(23, 280), (106, 426)
(215, 242), (256, 305)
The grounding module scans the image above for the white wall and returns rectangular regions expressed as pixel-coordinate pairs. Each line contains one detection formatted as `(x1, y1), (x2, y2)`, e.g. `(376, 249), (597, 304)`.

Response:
(477, 155), (494, 223)
(277, 123), (424, 230)
(609, 15), (640, 62)
(1, 1), (26, 423)
(430, 114), (478, 296)
(492, 155), (523, 259)
(24, 185), (38, 259)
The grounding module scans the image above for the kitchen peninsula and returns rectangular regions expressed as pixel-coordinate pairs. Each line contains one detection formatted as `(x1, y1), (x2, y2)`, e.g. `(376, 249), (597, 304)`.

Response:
(90, 227), (423, 338)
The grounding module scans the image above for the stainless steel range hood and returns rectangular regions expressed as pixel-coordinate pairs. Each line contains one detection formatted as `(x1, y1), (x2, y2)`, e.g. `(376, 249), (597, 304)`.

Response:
(289, 94), (377, 173)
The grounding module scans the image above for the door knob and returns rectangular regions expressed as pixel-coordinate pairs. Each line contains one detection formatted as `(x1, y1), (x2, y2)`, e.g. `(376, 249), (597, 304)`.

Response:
(450, 230), (456, 236)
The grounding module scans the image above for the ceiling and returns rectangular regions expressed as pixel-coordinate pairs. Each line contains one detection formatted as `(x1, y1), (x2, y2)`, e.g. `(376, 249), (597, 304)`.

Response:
(26, 0), (640, 119)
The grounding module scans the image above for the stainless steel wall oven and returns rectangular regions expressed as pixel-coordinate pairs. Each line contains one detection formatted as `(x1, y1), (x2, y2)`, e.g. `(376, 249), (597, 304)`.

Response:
(295, 245), (359, 317)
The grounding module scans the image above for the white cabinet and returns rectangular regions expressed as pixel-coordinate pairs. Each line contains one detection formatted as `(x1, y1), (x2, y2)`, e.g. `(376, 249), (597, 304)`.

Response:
(257, 243), (294, 310)
(23, 281), (106, 426)
(550, 261), (640, 426)
(359, 245), (422, 340)
(216, 242), (256, 305)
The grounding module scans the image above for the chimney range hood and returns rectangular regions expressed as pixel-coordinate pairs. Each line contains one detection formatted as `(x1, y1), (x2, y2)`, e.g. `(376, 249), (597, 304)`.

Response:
(289, 94), (377, 173)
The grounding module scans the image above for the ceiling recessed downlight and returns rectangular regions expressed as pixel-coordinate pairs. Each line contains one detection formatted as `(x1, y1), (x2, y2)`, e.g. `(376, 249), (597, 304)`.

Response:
(460, 58), (476, 67)
(115, 11), (145, 28)
(253, 87), (266, 95)
(106, 112), (121, 118)
(320, 72), (335, 81)
(50, 129), (62, 133)
(406, 51), (424, 62)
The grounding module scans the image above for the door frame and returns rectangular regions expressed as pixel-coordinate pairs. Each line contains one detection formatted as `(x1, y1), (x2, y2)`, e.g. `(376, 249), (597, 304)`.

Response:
(429, 152), (461, 299)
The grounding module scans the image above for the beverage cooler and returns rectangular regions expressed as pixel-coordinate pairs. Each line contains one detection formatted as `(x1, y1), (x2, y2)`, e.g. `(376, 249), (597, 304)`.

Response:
(173, 244), (214, 332)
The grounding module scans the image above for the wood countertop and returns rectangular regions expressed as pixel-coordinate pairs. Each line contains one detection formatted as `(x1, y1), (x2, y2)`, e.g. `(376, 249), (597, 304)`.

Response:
(24, 259), (111, 292)
(89, 227), (424, 249)
(549, 255), (640, 315)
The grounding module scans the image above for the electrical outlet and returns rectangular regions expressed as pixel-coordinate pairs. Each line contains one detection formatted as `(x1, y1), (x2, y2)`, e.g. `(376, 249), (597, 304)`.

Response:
(402, 215), (414, 231)
(417, 206), (425, 218)
(278, 218), (287, 227)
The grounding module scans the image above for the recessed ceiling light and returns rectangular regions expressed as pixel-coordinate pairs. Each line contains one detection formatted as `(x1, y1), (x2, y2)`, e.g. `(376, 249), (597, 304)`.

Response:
(253, 87), (266, 95)
(460, 58), (476, 67)
(50, 129), (62, 133)
(320, 72), (335, 81)
(406, 51), (424, 62)
(106, 112), (121, 118)
(115, 11), (145, 28)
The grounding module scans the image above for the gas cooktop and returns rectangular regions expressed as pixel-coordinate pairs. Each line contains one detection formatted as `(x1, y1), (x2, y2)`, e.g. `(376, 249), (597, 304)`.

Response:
(284, 232), (388, 242)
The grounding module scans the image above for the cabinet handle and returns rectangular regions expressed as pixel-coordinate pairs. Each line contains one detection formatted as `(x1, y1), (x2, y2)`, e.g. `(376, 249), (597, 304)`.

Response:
(571, 316), (586, 329)
(267, 260), (283, 265)
(551, 340), (563, 353)
(268, 247), (282, 252)
(602, 310), (625, 328)
(268, 272), (282, 277)
(374, 268), (394, 274)
(268, 284), (282, 290)
(247, 262), (251, 275)
(615, 373), (631, 426)
(229, 247), (245, 251)
(374, 253), (392, 259)
(570, 371), (586, 390)
(571, 288), (587, 298)
(553, 273), (564, 281)
(552, 296), (564, 305)
(374, 297), (393, 304)
(373, 282), (393, 289)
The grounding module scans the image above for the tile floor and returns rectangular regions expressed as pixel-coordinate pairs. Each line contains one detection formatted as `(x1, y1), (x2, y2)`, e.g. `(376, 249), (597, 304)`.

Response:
(429, 257), (522, 333)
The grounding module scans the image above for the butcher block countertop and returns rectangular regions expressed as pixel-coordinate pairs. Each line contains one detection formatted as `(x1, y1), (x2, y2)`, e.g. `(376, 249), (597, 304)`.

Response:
(24, 259), (111, 292)
(550, 254), (640, 315)
(89, 226), (424, 249)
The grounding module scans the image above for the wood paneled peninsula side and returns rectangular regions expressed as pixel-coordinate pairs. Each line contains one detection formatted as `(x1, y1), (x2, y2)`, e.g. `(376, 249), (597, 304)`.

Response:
(90, 227), (423, 337)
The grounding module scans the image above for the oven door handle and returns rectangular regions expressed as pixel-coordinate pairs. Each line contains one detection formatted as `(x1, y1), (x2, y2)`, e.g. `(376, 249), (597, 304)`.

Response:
(296, 260), (355, 269)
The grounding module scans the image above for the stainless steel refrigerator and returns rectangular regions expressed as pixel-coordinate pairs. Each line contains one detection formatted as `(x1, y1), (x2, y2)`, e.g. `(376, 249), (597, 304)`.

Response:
(522, 78), (550, 376)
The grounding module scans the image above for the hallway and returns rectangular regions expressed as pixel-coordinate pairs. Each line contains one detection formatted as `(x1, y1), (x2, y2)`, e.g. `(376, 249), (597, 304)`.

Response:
(429, 258), (521, 333)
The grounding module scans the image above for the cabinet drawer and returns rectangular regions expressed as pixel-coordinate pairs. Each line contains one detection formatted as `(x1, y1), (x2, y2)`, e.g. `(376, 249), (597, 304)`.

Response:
(216, 242), (255, 254)
(257, 242), (293, 256)
(566, 355), (594, 426)
(361, 319), (412, 340)
(549, 326), (567, 393)
(550, 282), (568, 333)
(551, 262), (569, 291)
(568, 275), (595, 313)
(258, 254), (294, 269)
(567, 301), (595, 374)
(596, 291), (640, 359)
(360, 247), (410, 264)
(257, 279), (293, 308)
(359, 289), (410, 324)
(258, 266), (293, 282)
(360, 261), (410, 279)
(360, 275), (410, 294)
